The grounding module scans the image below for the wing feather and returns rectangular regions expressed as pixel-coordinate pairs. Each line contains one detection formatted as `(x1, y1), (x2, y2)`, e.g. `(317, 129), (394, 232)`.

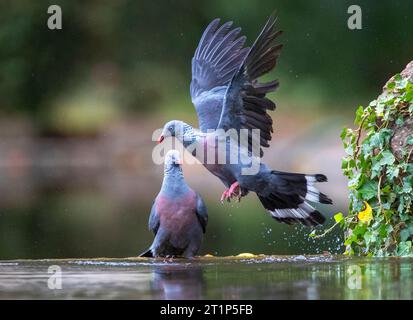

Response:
(195, 194), (208, 233)
(148, 201), (160, 235)
(217, 14), (282, 157)
(191, 19), (249, 132)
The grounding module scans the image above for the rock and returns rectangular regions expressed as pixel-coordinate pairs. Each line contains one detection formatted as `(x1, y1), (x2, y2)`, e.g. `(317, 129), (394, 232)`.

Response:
(382, 61), (413, 162)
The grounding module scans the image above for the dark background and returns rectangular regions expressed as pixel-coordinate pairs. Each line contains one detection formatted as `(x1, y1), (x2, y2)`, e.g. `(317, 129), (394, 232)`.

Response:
(0, 0), (412, 259)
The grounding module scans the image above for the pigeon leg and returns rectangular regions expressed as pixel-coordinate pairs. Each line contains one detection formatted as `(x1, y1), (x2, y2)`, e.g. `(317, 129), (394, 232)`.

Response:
(221, 182), (241, 203)
(228, 182), (241, 202)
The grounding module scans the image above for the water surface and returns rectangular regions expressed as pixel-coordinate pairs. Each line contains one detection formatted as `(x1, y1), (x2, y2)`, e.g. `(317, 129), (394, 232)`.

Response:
(1, 255), (412, 299)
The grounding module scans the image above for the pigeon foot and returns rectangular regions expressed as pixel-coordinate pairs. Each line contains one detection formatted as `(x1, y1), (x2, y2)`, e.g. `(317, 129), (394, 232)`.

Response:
(220, 182), (242, 203)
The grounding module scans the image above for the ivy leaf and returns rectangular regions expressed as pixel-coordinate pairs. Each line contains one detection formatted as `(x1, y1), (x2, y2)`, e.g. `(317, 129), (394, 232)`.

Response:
(340, 127), (348, 140)
(387, 166), (399, 181)
(387, 81), (395, 90)
(402, 177), (413, 193)
(375, 102), (385, 117)
(404, 89), (413, 102)
(334, 212), (344, 224)
(349, 172), (363, 189)
(340, 78), (413, 257)
(397, 241), (412, 256)
(354, 106), (364, 125)
(358, 201), (373, 224)
(400, 229), (411, 242)
(395, 116), (404, 126)
(353, 223), (367, 236)
(364, 231), (375, 246)
(380, 150), (395, 166)
(358, 181), (377, 200)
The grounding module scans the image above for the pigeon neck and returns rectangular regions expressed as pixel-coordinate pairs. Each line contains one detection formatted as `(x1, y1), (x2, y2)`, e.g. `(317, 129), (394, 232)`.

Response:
(181, 126), (198, 148)
(161, 168), (189, 196)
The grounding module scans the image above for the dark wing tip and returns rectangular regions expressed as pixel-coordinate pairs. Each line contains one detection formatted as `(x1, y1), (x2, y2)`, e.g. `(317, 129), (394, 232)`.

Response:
(319, 192), (333, 205)
(272, 210), (325, 227)
(315, 174), (328, 182)
(308, 210), (326, 226)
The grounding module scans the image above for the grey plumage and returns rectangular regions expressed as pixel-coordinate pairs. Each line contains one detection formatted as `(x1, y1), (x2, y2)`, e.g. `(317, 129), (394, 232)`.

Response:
(158, 15), (332, 227)
(140, 150), (207, 258)
(191, 18), (249, 132)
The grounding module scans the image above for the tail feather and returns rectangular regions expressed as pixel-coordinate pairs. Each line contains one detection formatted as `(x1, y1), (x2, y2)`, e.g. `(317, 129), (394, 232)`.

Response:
(258, 171), (332, 227)
(139, 248), (153, 258)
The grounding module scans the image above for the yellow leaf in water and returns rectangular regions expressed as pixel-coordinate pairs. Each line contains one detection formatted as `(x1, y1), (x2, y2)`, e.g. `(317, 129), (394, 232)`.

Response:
(358, 201), (373, 224)
(236, 253), (256, 258)
(203, 254), (214, 258)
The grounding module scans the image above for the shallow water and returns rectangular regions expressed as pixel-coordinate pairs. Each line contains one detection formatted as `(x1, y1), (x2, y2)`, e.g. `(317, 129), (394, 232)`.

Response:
(1, 255), (412, 299)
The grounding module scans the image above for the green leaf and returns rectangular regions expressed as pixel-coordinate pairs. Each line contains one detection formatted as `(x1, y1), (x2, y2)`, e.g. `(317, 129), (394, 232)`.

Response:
(402, 177), (413, 194)
(354, 106), (364, 125)
(353, 223), (367, 236)
(387, 166), (399, 181)
(395, 116), (404, 126)
(397, 241), (412, 256)
(400, 228), (411, 242)
(340, 127), (348, 140)
(380, 150), (395, 166)
(334, 212), (344, 224)
(387, 81), (395, 89)
(358, 180), (378, 200)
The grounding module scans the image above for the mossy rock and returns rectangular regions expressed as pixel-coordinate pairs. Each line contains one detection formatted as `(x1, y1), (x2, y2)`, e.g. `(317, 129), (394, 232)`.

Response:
(341, 61), (413, 257)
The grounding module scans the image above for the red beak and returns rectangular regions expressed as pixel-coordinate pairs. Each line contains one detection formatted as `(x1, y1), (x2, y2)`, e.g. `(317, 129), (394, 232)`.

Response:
(157, 135), (164, 144)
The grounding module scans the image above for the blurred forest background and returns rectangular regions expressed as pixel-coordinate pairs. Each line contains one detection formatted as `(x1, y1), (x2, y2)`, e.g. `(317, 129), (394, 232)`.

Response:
(0, 0), (412, 259)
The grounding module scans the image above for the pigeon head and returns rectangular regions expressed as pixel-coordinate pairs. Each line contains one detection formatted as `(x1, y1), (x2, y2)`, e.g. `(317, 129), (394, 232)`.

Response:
(158, 120), (191, 143)
(164, 150), (183, 173)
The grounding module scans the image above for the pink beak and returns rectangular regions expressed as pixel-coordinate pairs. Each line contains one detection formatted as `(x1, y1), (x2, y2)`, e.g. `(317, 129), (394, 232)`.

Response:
(157, 135), (164, 144)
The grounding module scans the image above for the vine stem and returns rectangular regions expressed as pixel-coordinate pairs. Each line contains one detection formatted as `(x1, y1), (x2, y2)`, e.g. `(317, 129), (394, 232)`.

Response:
(377, 175), (383, 209)
(407, 146), (413, 162)
(354, 115), (367, 159)
(310, 221), (340, 239)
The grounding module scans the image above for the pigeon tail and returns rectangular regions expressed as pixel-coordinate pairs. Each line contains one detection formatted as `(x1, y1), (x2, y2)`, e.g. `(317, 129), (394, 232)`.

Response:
(258, 171), (332, 227)
(139, 248), (154, 258)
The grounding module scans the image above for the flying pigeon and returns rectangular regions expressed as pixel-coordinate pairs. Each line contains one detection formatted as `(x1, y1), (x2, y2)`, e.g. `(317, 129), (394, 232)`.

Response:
(157, 15), (332, 226)
(140, 150), (208, 258)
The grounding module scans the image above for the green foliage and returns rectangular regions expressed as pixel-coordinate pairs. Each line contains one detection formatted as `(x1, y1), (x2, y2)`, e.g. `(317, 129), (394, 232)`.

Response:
(341, 75), (413, 256)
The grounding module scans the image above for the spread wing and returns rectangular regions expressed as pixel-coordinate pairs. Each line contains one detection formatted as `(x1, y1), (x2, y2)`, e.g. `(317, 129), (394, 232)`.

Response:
(217, 15), (282, 157)
(195, 193), (208, 233)
(190, 19), (249, 132)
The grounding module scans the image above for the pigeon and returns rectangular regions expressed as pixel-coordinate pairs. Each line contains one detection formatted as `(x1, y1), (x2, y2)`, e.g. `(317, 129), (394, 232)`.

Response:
(157, 15), (332, 226)
(140, 150), (208, 258)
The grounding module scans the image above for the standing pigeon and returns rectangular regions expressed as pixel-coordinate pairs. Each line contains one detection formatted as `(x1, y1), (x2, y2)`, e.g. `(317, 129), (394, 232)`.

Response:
(140, 150), (208, 258)
(156, 15), (332, 226)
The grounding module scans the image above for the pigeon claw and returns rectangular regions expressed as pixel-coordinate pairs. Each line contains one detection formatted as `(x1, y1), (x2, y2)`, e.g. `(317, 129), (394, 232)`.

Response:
(220, 189), (230, 203)
(220, 182), (242, 203)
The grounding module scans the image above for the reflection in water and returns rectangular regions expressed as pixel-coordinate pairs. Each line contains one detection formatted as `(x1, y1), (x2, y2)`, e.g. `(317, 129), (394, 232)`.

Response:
(343, 260), (413, 299)
(1, 256), (413, 299)
(151, 264), (205, 300)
